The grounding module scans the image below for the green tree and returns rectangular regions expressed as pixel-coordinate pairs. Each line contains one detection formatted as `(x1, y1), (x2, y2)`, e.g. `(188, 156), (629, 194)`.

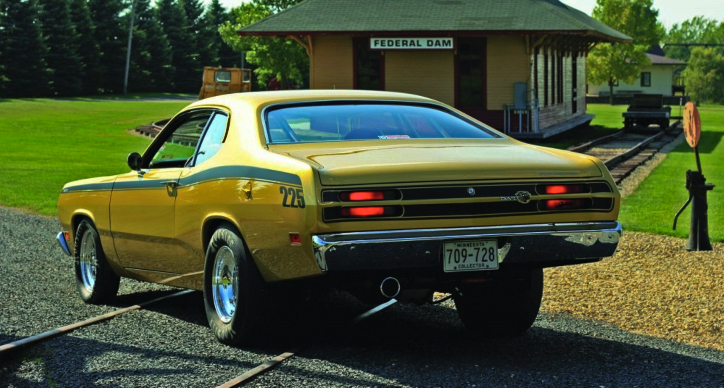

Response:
(586, 0), (665, 104)
(89, 0), (127, 93)
(683, 47), (724, 104)
(127, 0), (173, 92)
(69, 0), (102, 94)
(255, 0), (300, 11)
(39, 0), (84, 96)
(0, 0), (50, 97)
(157, 0), (200, 92)
(665, 17), (724, 62)
(204, 0), (237, 67)
(0, 4), (7, 95)
(219, 0), (307, 88)
(183, 0), (216, 67)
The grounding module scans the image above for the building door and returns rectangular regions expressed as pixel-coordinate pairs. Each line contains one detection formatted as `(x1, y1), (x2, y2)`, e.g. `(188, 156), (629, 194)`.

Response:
(455, 38), (486, 119)
(354, 38), (385, 90)
(571, 54), (578, 114)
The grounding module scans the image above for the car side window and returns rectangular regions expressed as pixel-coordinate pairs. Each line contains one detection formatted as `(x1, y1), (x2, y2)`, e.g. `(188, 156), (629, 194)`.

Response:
(148, 111), (213, 169)
(193, 112), (229, 166)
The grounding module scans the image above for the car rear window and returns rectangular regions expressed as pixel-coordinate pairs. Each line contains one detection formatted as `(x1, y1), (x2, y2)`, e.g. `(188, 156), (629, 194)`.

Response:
(264, 102), (501, 144)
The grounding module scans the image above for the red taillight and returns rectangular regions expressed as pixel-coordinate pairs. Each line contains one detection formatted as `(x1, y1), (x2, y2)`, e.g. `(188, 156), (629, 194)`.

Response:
(340, 191), (385, 201)
(63, 232), (70, 242)
(543, 199), (585, 210)
(340, 206), (387, 217)
(543, 184), (588, 194)
(542, 184), (587, 194)
(289, 233), (301, 245)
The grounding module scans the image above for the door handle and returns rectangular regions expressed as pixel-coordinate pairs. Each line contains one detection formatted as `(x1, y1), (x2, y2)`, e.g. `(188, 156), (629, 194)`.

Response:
(160, 181), (178, 189)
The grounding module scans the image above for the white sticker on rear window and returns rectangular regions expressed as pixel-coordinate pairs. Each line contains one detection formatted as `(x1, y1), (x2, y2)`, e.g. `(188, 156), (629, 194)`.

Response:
(378, 135), (410, 139)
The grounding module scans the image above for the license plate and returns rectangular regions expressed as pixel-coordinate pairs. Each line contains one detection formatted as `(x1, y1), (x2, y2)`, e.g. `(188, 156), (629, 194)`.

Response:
(443, 240), (498, 272)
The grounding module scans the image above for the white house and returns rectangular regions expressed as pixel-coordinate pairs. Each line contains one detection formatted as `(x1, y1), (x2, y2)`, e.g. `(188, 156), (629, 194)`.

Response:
(588, 46), (686, 97)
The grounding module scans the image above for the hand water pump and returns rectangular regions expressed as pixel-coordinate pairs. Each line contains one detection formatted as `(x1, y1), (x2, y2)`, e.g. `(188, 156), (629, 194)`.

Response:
(672, 102), (714, 251)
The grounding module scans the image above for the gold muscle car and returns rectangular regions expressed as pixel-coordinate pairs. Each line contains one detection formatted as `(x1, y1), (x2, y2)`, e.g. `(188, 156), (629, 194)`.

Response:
(57, 90), (621, 346)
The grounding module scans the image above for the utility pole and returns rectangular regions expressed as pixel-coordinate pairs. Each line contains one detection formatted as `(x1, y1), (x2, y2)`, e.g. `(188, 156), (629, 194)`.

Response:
(123, 0), (137, 95)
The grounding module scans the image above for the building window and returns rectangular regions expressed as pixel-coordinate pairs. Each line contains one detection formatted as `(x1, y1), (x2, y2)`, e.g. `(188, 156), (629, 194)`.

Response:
(550, 50), (555, 105)
(354, 39), (384, 90)
(640, 72), (651, 87)
(557, 54), (563, 104)
(543, 51), (548, 107)
(534, 48), (539, 105)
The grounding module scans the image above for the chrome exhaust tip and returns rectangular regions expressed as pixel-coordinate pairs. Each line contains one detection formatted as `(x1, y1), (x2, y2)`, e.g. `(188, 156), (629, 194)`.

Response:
(380, 277), (401, 299)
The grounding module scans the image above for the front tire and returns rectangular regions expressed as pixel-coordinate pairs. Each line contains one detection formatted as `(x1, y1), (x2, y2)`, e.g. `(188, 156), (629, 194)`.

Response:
(203, 224), (271, 346)
(74, 219), (120, 304)
(454, 268), (543, 337)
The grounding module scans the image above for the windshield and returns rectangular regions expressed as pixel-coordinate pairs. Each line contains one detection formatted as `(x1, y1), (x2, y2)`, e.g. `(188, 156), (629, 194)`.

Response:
(264, 102), (501, 144)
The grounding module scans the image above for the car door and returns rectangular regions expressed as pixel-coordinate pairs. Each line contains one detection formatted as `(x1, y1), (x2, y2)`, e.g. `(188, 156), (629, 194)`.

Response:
(110, 109), (214, 273)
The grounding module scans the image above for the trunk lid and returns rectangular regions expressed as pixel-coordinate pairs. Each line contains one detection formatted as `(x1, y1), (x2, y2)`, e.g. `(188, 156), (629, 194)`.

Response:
(272, 140), (602, 186)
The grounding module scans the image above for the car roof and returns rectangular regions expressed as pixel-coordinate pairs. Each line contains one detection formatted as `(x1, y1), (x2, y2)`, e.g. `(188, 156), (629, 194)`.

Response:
(187, 89), (439, 111)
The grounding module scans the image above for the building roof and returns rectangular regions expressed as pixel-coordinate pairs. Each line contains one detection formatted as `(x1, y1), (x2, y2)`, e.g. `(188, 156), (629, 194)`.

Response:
(645, 45), (687, 65)
(239, 0), (631, 42)
(647, 53), (687, 65)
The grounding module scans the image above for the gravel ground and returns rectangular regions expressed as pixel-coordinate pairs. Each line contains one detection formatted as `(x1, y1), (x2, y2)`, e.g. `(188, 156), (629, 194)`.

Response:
(1, 158), (723, 388)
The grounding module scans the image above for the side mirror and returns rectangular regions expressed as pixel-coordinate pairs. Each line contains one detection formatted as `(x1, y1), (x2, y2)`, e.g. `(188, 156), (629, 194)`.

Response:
(127, 152), (143, 171)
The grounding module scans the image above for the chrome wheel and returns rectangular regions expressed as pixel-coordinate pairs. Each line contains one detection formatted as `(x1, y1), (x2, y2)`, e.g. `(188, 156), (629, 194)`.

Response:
(79, 228), (98, 293)
(212, 246), (238, 323)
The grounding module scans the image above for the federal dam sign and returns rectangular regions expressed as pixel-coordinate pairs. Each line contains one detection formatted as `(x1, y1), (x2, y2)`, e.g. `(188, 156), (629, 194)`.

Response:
(370, 37), (454, 50)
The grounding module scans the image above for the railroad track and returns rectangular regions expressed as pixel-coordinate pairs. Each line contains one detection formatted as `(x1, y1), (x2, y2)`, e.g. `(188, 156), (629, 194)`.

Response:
(0, 289), (401, 387)
(567, 121), (682, 184)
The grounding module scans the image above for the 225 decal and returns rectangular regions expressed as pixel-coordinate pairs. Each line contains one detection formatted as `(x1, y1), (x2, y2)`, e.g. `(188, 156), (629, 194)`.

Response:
(280, 186), (305, 208)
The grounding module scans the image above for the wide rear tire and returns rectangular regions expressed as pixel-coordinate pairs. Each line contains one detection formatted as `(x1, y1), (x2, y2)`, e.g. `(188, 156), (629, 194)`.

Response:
(74, 219), (120, 304)
(454, 268), (543, 337)
(203, 223), (271, 346)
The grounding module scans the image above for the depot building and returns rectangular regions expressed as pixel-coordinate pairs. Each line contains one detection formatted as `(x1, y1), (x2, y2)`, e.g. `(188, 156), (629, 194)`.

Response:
(238, 0), (630, 138)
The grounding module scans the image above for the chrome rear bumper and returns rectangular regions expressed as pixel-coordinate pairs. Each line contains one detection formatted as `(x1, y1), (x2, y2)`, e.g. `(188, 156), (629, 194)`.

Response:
(312, 222), (622, 272)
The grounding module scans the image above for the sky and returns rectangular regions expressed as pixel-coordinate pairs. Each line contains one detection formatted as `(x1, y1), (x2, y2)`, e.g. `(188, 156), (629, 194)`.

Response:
(208, 0), (723, 30)
(561, 0), (723, 29)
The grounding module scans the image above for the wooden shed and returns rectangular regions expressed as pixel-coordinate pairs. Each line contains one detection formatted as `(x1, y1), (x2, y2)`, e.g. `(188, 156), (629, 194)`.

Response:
(238, 0), (631, 138)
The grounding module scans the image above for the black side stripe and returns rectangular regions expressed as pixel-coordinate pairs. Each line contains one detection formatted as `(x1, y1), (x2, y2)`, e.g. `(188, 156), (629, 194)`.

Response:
(61, 182), (114, 193)
(113, 180), (165, 190)
(60, 166), (302, 193)
(179, 166), (302, 187)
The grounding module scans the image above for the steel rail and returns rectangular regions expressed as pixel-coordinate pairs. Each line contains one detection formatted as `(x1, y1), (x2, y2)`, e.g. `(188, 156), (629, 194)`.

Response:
(0, 289), (194, 355)
(567, 130), (625, 153)
(569, 120), (681, 184)
(603, 130), (669, 169)
(216, 298), (399, 388)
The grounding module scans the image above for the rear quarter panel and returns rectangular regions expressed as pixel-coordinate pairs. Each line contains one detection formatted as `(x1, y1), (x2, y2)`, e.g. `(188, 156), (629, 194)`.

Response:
(173, 100), (322, 283)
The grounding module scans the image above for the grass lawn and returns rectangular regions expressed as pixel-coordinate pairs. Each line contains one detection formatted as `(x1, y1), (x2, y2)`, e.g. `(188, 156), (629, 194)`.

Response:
(0, 98), (189, 216)
(619, 104), (724, 242)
